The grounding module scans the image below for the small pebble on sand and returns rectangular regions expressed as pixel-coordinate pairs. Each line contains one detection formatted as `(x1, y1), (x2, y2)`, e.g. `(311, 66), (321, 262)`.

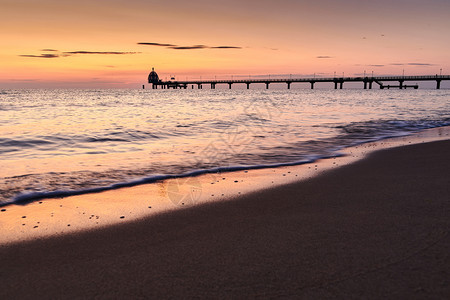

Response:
(120, 216), (125, 219)
(1, 209), (6, 212)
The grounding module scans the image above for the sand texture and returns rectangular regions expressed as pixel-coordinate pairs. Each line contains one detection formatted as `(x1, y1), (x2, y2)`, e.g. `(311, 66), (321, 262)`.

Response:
(0, 140), (449, 299)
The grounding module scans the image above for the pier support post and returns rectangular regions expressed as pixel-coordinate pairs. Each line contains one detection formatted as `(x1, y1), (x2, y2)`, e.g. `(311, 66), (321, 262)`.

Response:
(211, 83), (215, 89)
(198, 84), (202, 89)
(228, 83), (232, 89)
(287, 82), (291, 89)
(436, 80), (441, 89)
(399, 80), (404, 89)
(334, 81), (338, 89)
(246, 83), (250, 89)
(369, 81), (373, 89)
(339, 81), (343, 89)
(364, 81), (367, 89)
(265, 82), (270, 89)
(310, 82), (315, 89)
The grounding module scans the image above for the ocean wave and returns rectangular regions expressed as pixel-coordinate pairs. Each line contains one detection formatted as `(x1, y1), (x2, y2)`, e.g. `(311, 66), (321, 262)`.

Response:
(1, 89), (449, 207)
(2, 118), (449, 207)
(336, 118), (450, 138)
(2, 154), (334, 207)
(0, 138), (55, 149)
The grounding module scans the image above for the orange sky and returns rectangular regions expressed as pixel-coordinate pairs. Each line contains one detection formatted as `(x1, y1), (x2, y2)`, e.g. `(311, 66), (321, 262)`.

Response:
(1, 0), (449, 88)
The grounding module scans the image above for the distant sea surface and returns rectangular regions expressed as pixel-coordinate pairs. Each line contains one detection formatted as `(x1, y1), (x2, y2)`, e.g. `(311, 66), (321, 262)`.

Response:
(0, 89), (449, 205)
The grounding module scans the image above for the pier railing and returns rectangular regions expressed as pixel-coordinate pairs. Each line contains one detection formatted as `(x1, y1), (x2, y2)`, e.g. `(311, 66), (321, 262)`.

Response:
(149, 75), (449, 90)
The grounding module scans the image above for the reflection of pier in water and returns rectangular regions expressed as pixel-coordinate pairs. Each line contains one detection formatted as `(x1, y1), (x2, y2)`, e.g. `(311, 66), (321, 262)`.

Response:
(147, 69), (449, 90)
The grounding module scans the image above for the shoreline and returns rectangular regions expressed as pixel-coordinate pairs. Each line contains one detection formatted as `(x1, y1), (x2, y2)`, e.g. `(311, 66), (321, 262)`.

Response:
(7, 124), (450, 209)
(0, 136), (449, 297)
(0, 126), (449, 245)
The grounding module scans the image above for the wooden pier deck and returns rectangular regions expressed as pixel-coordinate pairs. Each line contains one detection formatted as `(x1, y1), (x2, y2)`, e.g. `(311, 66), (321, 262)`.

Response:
(148, 75), (449, 90)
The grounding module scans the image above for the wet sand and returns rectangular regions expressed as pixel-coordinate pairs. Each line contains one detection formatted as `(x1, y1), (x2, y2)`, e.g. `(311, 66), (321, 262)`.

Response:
(1, 126), (449, 245)
(0, 139), (449, 298)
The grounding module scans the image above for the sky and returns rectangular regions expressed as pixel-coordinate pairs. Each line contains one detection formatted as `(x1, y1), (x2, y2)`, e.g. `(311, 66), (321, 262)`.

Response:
(1, 0), (449, 88)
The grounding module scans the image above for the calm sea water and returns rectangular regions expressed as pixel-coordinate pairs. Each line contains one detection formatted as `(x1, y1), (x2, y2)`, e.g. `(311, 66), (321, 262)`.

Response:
(0, 89), (449, 205)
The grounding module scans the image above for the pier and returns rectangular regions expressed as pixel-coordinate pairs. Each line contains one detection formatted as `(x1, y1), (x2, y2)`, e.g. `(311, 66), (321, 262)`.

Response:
(147, 69), (449, 90)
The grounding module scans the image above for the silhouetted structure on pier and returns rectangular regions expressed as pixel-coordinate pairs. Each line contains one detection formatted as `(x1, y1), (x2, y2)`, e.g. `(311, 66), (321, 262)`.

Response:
(148, 68), (159, 84)
(147, 69), (449, 90)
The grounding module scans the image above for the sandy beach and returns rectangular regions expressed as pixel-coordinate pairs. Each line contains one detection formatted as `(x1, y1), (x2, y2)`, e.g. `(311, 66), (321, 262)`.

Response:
(3, 0), (449, 298)
(0, 138), (448, 298)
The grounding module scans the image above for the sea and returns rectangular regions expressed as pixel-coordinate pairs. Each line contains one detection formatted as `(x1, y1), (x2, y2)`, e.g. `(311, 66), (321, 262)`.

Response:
(0, 88), (449, 206)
